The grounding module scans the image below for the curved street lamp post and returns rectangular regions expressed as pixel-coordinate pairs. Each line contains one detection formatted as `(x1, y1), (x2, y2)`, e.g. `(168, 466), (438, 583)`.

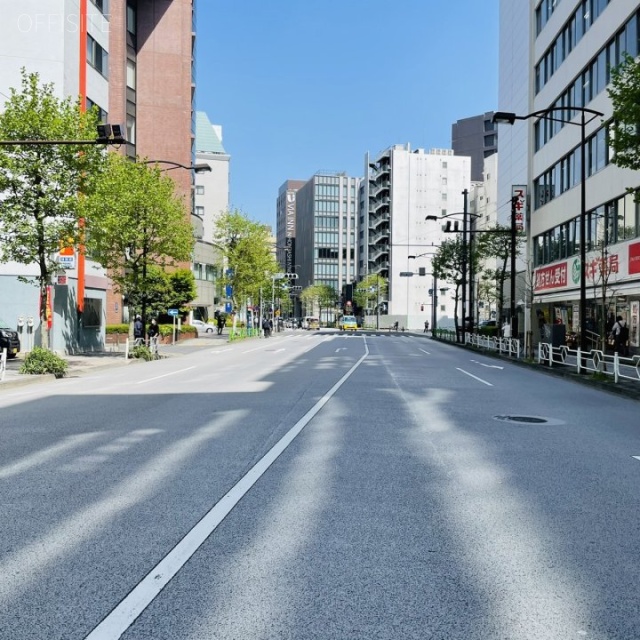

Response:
(493, 106), (604, 363)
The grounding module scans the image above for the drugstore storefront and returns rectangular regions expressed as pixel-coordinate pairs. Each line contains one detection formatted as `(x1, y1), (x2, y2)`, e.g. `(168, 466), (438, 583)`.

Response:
(532, 239), (640, 352)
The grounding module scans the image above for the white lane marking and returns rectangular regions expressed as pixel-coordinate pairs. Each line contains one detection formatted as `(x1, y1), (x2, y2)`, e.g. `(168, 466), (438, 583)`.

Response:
(419, 348), (431, 355)
(471, 359), (504, 370)
(273, 348), (285, 353)
(211, 348), (232, 354)
(136, 366), (196, 385)
(456, 368), (493, 386)
(335, 348), (346, 352)
(632, 456), (640, 461)
(85, 343), (369, 640)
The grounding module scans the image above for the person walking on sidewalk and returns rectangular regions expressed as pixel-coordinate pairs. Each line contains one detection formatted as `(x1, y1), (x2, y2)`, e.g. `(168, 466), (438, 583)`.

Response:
(216, 314), (225, 335)
(610, 315), (629, 356)
(424, 320), (429, 333)
(133, 315), (144, 346)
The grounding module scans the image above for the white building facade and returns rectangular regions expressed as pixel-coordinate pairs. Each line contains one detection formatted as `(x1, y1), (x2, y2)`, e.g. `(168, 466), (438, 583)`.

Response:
(499, 0), (640, 349)
(192, 111), (230, 320)
(362, 145), (471, 330)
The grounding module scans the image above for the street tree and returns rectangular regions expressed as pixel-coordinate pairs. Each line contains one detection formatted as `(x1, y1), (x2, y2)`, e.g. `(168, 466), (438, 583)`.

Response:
(0, 70), (105, 348)
(608, 54), (640, 172)
(213, 209), (278, 312)
(475, 225), (524, 324)
(300, 284), (336, 324)
(354, 274), (388, 325)
(82, 152), (194, 334)
(431, 238), (465, 335)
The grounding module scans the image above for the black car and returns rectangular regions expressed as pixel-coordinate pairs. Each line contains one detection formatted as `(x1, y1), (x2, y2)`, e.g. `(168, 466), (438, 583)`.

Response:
(0, 322), (20, 358)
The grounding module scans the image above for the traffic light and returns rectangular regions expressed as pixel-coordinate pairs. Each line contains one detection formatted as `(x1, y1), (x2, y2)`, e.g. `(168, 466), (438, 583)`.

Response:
(284, 272), (298, 279)
(418, 267), (426, 276)
(444, 220), (460, 232)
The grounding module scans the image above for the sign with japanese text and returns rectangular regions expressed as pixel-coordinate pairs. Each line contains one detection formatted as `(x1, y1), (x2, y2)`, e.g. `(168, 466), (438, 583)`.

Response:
(534, 262), (567, 291)
(512, 185), (527, 233)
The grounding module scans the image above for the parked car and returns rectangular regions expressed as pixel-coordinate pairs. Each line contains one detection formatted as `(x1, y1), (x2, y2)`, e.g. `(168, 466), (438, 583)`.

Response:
(190, 319), (214, 334)
(0, 319), (20, 358)
(479, 319), (497, 328)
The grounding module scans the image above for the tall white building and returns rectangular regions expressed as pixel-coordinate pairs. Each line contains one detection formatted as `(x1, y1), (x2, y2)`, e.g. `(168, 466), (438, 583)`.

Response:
(497, 0), (640, 349)
(362, 145), (471, 330)
(192, 111), (230, 320)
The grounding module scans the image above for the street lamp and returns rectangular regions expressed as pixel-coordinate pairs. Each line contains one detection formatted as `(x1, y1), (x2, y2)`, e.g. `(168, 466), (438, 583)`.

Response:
(140, 159), (212, 173)
(493, 106), (604, 360)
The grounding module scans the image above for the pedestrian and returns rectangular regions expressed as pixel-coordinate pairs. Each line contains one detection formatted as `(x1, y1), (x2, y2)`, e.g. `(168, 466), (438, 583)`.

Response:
(133, 315), (144, 345)
(502, 320), (511, 338)
(424, 320), (429, 333)
(217, 313), (225, 335)
(610, 315), (629, 356)
(262, 317), (271, 338)
(147, 318), (159, 339)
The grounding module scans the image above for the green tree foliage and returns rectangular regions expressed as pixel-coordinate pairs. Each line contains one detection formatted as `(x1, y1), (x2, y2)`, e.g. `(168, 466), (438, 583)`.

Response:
(353, 274), (388, 313)
(214, 209), (278, 309)
(0, 70), (105, 348)
(608, 54), (640, 171)
(300, 284), (338, 324)
(82, 153), (194, 329)
(167, 269), (198, 312)
(475, 225), (523, 323)
(431, 238), (466, 333)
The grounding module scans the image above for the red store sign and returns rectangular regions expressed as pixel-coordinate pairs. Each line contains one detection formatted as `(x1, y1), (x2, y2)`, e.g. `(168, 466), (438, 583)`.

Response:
(534, 262), (567, 291)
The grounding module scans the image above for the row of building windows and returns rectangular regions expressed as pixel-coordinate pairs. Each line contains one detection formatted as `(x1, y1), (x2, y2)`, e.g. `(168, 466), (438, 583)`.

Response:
(536, 0), (612, 90)
(192, 263), (217, 282)
(533, 191), (640, 266)
(315, 263), (340, 276)
(87, 34), (108, 78)
(534, 122), (611, 209)
(314, 279), (339, 292)
(535, 0), (561, 36)
(535, 11), (639, 150)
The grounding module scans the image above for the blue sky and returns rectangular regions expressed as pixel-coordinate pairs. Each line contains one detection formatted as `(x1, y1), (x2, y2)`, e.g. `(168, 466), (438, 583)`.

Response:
(196, 1), (499, 226)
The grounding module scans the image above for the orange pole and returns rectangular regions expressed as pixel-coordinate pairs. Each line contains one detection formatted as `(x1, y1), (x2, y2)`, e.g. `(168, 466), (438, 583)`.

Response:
(77, 0), (88, 313)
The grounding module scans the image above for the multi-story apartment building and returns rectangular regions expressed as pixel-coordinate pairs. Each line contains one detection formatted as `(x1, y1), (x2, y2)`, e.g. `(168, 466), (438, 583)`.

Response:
(192, 111), (230, 321)
(0, 0), (196, 351)
(294, 172), (360, 322)
(452, 112), (498, 182)
(362, 145), (470, 330)
(498, 0), (640, 349)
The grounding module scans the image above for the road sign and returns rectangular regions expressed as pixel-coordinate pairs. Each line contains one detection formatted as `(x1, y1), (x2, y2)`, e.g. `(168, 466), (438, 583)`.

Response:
(399, 272), (414, 277)
(274, 272), (285, 279)
(168, 308), (179, 316)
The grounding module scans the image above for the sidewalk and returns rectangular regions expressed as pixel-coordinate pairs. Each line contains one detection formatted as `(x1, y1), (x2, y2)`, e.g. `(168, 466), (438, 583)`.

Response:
(0, 333), (231, 389)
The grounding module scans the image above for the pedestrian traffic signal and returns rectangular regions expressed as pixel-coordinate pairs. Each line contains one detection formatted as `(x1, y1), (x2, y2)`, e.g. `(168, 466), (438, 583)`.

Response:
(421, 305), (424, 311)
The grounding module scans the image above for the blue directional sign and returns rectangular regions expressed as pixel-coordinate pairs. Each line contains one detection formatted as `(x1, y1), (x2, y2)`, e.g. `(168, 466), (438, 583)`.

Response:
(225, 285), (233, 298)
(167, 308), (179, 316)
(225, 302), (233, 313)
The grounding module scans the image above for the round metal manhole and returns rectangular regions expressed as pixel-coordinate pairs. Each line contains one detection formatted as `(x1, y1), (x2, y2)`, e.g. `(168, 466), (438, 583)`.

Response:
(494, 415), (549, 424)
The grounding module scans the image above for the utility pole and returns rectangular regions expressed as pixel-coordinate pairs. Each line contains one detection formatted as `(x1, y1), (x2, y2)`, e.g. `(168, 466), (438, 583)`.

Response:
(461, 189), (469, 343)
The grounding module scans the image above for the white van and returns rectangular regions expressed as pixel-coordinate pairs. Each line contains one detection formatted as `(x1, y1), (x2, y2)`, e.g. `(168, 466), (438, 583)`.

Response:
(303, 316), (320, 330)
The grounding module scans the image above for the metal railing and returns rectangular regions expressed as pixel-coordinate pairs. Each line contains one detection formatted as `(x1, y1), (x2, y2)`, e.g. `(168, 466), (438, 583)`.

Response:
(537, 342), (640, 385)
(466, 333), (521, 358)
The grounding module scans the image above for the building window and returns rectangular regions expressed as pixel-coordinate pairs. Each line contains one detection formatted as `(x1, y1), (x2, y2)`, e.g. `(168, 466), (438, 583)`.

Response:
(196, 185), (205, 195)
(87, 35), (108, 78)
(126, 114), (136, 145)
(86, 98), (107, 123)
(126, 59), (136, 90)
(127, 2), (136, 35)
(195, 206), (205, 218)
(91, 0), (109, 16)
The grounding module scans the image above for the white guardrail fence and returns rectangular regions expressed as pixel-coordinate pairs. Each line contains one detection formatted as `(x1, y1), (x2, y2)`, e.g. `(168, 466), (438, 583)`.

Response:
(537, 342), (640, 385)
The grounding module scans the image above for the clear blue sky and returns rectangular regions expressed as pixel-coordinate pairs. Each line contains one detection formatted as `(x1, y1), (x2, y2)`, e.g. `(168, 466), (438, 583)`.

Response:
(196, 1), (499, 227)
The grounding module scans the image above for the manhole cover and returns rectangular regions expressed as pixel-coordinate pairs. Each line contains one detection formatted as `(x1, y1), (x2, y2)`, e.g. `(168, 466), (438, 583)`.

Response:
(494, 415), (549, 424)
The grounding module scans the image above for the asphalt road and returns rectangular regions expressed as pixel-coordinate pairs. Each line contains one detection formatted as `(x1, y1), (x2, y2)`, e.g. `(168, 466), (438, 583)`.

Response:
(1, 331), (640, 639)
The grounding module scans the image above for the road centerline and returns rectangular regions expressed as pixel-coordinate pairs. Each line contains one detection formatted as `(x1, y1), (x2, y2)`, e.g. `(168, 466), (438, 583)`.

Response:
(84, 341), (370, 640)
